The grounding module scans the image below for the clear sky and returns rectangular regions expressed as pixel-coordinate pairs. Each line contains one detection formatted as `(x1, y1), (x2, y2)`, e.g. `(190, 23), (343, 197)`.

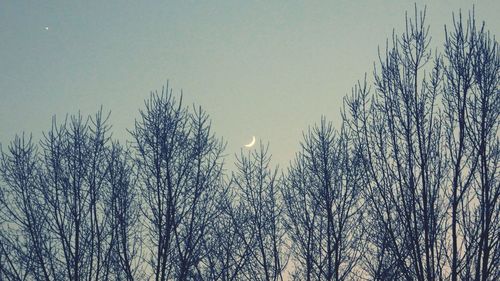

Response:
(1, 0), (498, 167)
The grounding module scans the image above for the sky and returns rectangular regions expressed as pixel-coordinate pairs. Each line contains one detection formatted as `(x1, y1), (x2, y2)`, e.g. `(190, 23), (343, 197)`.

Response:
(0, 0), (499, 168)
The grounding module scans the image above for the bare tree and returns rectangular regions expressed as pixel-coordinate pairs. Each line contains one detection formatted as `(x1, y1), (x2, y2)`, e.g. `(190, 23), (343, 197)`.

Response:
(467, 20), (500, 281)
(443, 10), (500, 281)
(131, 85), (225, 281)
(0, 110), (120, 281)
(229, 143), (287, 281)
(0, 135), (53, 280)
(131, 88), (187, 281)
(345, 7), (448, 281)
(198, 184), (249, 281)
(174, 106), (225, 281)
(103, 142), (142, 281)
(38, 111), (113, 281)
(283, 119), (365, 281)
(442, 11), (478, 281)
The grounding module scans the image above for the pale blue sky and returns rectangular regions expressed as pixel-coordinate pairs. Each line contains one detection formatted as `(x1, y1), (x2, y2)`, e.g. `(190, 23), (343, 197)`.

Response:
(1, 0), (498, 166)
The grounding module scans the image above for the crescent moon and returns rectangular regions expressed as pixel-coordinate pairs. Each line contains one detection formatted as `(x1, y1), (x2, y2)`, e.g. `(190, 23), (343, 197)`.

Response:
(244, 136), (256, 148)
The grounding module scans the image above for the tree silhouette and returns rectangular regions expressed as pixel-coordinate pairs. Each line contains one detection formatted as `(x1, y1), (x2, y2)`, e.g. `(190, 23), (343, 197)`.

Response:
(231, 143), (287, 281)
(346, 7), (449, 280)
(344, 6), (499, 281)
(130, 85), (225, 281)
(0, 5), (498, 281)
(442, 10), (500, 281)
(283, 118), (365, 281)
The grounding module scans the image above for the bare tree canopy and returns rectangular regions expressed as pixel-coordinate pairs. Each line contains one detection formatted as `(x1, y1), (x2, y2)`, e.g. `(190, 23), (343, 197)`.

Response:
(344, 6), (499, 281)
(283, 118), (365, 281)
(0, 5), (498, 281)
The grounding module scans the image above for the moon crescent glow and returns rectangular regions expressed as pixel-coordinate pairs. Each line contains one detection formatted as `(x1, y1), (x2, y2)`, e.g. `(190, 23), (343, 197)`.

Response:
(244, 136), (256, 148)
